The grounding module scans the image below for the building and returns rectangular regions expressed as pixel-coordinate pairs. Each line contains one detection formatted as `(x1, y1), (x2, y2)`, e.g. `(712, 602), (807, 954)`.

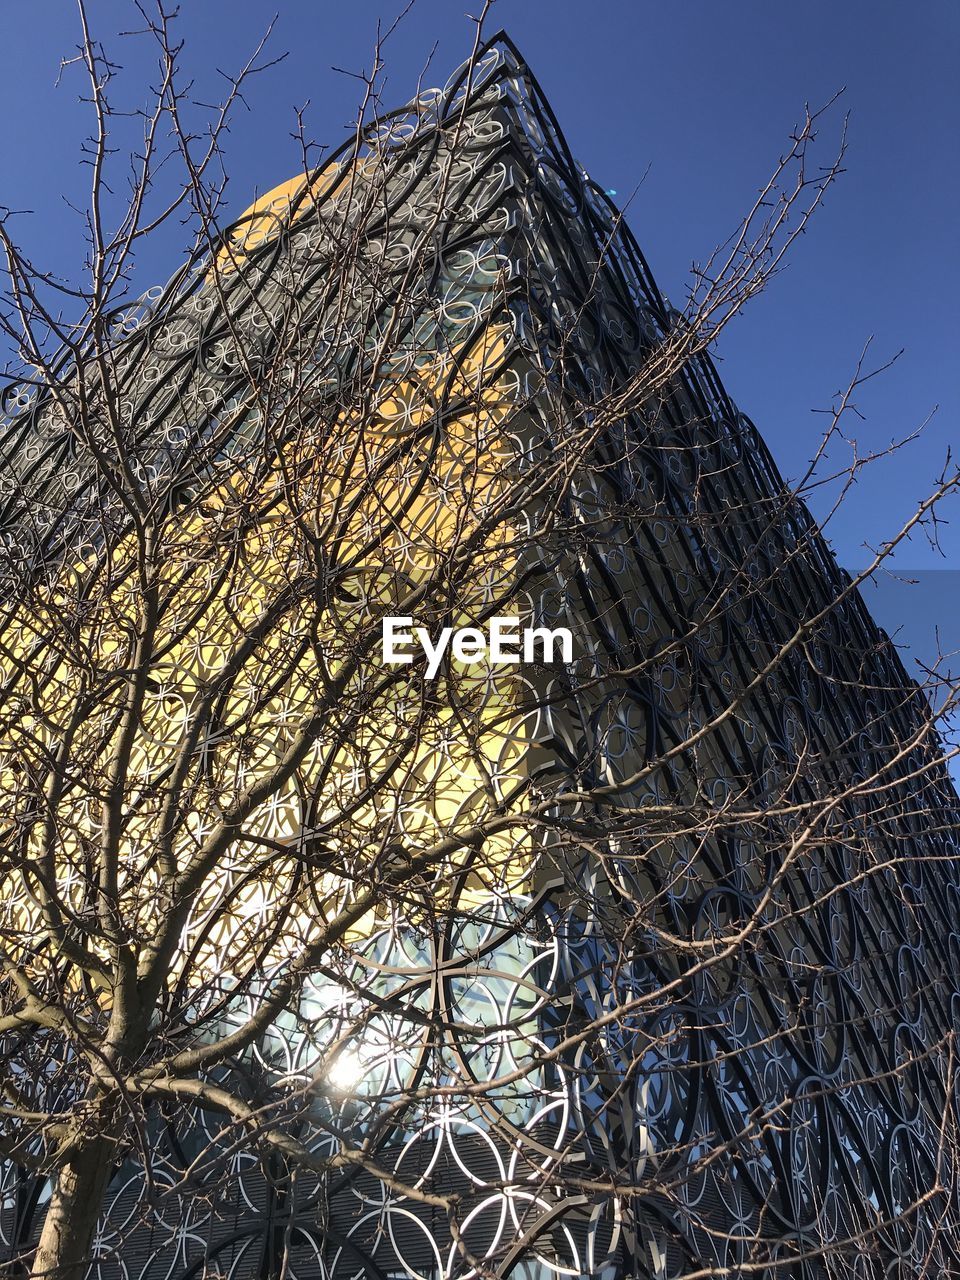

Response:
(2, 34), (959, 1280)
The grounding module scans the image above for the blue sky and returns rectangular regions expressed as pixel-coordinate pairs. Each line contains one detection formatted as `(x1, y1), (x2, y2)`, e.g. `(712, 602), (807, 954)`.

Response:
(0, 0), (957, 692)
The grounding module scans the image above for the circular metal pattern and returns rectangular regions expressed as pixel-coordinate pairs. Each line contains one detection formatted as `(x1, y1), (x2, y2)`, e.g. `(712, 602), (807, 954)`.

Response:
(1, 33), (959, 1280)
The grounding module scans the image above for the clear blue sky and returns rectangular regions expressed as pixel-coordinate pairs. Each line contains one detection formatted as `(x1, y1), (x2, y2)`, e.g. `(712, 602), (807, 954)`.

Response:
(1, 1), (957, 688)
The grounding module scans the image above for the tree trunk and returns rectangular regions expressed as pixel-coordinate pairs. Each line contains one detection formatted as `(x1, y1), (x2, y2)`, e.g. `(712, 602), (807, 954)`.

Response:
(30, 1138), (115, 1280)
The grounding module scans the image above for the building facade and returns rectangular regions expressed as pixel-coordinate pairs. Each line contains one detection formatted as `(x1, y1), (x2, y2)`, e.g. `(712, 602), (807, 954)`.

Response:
(2, 36), (959, 1280)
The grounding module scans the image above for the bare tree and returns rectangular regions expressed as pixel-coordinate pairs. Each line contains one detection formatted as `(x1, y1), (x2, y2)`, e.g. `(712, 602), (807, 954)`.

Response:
(1, 5), (958, 1279)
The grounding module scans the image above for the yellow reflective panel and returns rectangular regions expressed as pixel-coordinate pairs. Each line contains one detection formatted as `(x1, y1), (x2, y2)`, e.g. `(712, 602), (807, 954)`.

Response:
(213, 172), (322, 276)
(210, 158), (378, 278)
(0, 305), (534, 989)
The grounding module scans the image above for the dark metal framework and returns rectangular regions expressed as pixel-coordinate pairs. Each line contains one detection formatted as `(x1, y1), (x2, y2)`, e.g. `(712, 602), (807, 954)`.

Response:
(2, 34), (959, 1280)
